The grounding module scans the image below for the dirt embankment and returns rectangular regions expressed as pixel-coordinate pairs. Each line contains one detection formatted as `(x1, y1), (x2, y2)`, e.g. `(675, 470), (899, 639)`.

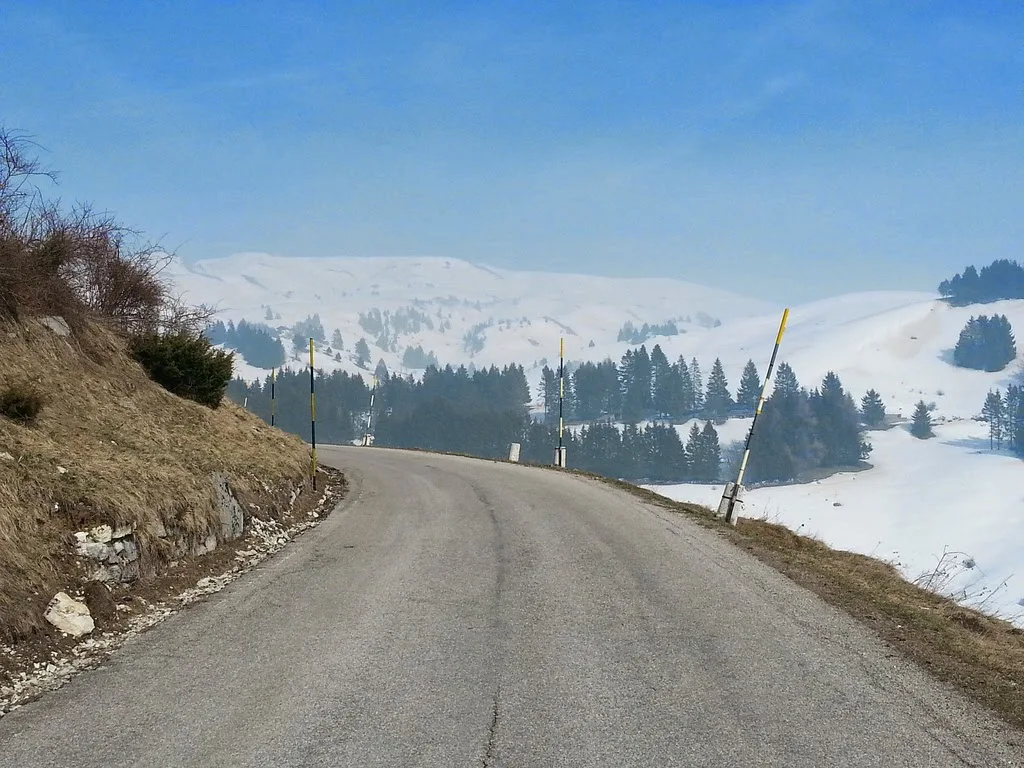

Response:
(0, 317), (334, 652)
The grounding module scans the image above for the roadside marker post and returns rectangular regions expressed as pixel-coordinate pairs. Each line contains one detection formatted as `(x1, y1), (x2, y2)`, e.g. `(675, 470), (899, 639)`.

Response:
(718, 308), (790, 525)
(310, 339), (317, 491)
(554, 337), (567, 468)
(362, 375), (377, 446)
(270, 367), (276, 427)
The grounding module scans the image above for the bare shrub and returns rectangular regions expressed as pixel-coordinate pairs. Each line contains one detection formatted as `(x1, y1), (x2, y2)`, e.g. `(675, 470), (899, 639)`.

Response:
(0, 383), (44, 423)
(0, 128), (181, 335)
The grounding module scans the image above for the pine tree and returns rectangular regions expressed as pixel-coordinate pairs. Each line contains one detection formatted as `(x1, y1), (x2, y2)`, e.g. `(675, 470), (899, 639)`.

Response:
(860, 389), (886, 427)
(910, 401), (934, 439)
(354, 337), (371, 368)
(1011, 395), (1024, 456)
(813, 372), (868, 465)
(697, 421), (721, 481)
(645, 423), (687, 482)
(332, 329), (344, 349)
(953, 314), (1017, 371)
(684, 422), (702, 477)
(634, 345), (653, 414)
(704, 358), (733, 421)
(619, 423), (643, 479)
(982, 390), (1006, 449)
(690, 357), (704, 412)
(619, 349), (639, 422)
(736, 360), (761, 412)
(773, 362), (799, 397)
(671, 356), (695, 417)
(540, 365), (559, 427)
(650, 344), (673, 417)
(745, 396), (797, 482)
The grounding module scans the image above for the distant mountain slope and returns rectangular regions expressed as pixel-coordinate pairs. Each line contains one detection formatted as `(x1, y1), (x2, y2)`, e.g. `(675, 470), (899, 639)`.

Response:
(166, 252), (778, 382)
(168, 253), (1024, 421)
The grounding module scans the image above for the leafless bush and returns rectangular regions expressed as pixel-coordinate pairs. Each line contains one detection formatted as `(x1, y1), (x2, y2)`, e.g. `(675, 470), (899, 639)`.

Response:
(0, 128), (186, 336)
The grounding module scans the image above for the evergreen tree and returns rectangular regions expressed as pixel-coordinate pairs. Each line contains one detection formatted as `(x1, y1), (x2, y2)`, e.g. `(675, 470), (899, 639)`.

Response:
(812, 372), (869, 466)
(669, 356), (695, 418)
(354, 338), (371, 368)
(644, 423), (688, 482)
(736, 360), (761, 411)
(540, 365), (559, 426)
(571, 361), (609, 421)
(690, 357), (704, 412)
(860, 389), (886, 427)
(684, 422), (702, 476)
(619, 423), (643, 479)
(293, 313), (326, 343)
(704, 358), (733, 421)
(620, 346), (653, 422)
(650, 344), (673, 416)
(982, 390), (1006, 449)
(910, 401), (934, 439)
(634, 345), (653, 413)
(953, 314), (1017, 371)
(1010, 393), (1024, 456)
(619, 349), (638, 422)
(773, 362), (799, 397)
(696, 421), (721, 481)
(939, 260), (1024, 305)
(332, 329), (344, 349)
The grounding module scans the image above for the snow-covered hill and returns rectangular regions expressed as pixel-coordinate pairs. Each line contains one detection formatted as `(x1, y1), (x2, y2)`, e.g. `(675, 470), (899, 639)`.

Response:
(165, 252), (777, 389)
(168, 252), (1024, 623)
(168, 253), (1024, 421)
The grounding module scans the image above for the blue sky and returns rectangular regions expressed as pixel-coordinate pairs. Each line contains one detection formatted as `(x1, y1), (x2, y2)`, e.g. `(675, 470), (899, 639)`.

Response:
(2, 1), (1022, 301)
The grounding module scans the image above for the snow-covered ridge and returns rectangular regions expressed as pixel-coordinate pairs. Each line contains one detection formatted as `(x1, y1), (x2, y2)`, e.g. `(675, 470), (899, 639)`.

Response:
(166, 252), (777, 385)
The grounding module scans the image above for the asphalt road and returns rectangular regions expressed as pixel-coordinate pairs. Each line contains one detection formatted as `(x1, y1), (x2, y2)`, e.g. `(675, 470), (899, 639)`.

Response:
(0, 447), (1020, 767)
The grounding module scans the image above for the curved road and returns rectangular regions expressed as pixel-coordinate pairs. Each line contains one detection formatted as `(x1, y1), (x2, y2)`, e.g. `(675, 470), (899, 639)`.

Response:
(0, 447), (1019, 766)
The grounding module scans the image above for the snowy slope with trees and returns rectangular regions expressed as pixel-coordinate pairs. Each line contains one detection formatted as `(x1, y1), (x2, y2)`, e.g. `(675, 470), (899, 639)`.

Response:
(166, 252), (776, 391)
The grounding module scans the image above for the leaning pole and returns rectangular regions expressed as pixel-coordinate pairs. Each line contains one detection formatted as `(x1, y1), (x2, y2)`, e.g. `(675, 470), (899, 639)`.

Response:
(718, 308), (790, 525)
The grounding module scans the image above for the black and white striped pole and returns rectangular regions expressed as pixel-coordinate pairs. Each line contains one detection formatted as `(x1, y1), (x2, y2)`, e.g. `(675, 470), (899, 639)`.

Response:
(270, 367), (276, 427)
(718, 308), (789, 525)
(555, 337), (567, 467)
(362, 375), (377, 446)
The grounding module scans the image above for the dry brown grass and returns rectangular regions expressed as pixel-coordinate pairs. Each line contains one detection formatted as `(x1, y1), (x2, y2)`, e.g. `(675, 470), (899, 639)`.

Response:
(588, 476), (1024, 730)
(0, 318), (310, 642)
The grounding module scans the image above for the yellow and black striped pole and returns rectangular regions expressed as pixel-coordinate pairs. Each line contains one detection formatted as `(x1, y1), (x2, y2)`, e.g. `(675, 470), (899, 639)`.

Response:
(270, 367), (276, 427)
(309, 339), (317, 491)
(557, 337), (566, 467)
(721, 308), (790, 524)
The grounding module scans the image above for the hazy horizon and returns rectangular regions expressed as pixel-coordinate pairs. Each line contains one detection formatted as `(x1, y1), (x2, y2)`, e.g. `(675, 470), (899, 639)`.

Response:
(4, 1), (1022, 303)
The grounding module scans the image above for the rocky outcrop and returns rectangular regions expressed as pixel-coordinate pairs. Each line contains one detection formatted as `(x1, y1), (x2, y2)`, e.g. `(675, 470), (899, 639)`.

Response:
(73, 476), (251, 583)
(74, 524), (141, 584)
(212, 472), (244, 542)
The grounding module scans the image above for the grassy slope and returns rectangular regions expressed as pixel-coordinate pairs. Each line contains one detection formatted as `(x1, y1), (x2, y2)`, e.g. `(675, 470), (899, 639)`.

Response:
(0, 318), (311, 641)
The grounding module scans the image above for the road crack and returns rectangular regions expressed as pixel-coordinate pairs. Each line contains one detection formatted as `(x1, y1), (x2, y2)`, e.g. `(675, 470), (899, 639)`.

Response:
(482, 684), (501, 767)
(471, 483), (505, 768)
